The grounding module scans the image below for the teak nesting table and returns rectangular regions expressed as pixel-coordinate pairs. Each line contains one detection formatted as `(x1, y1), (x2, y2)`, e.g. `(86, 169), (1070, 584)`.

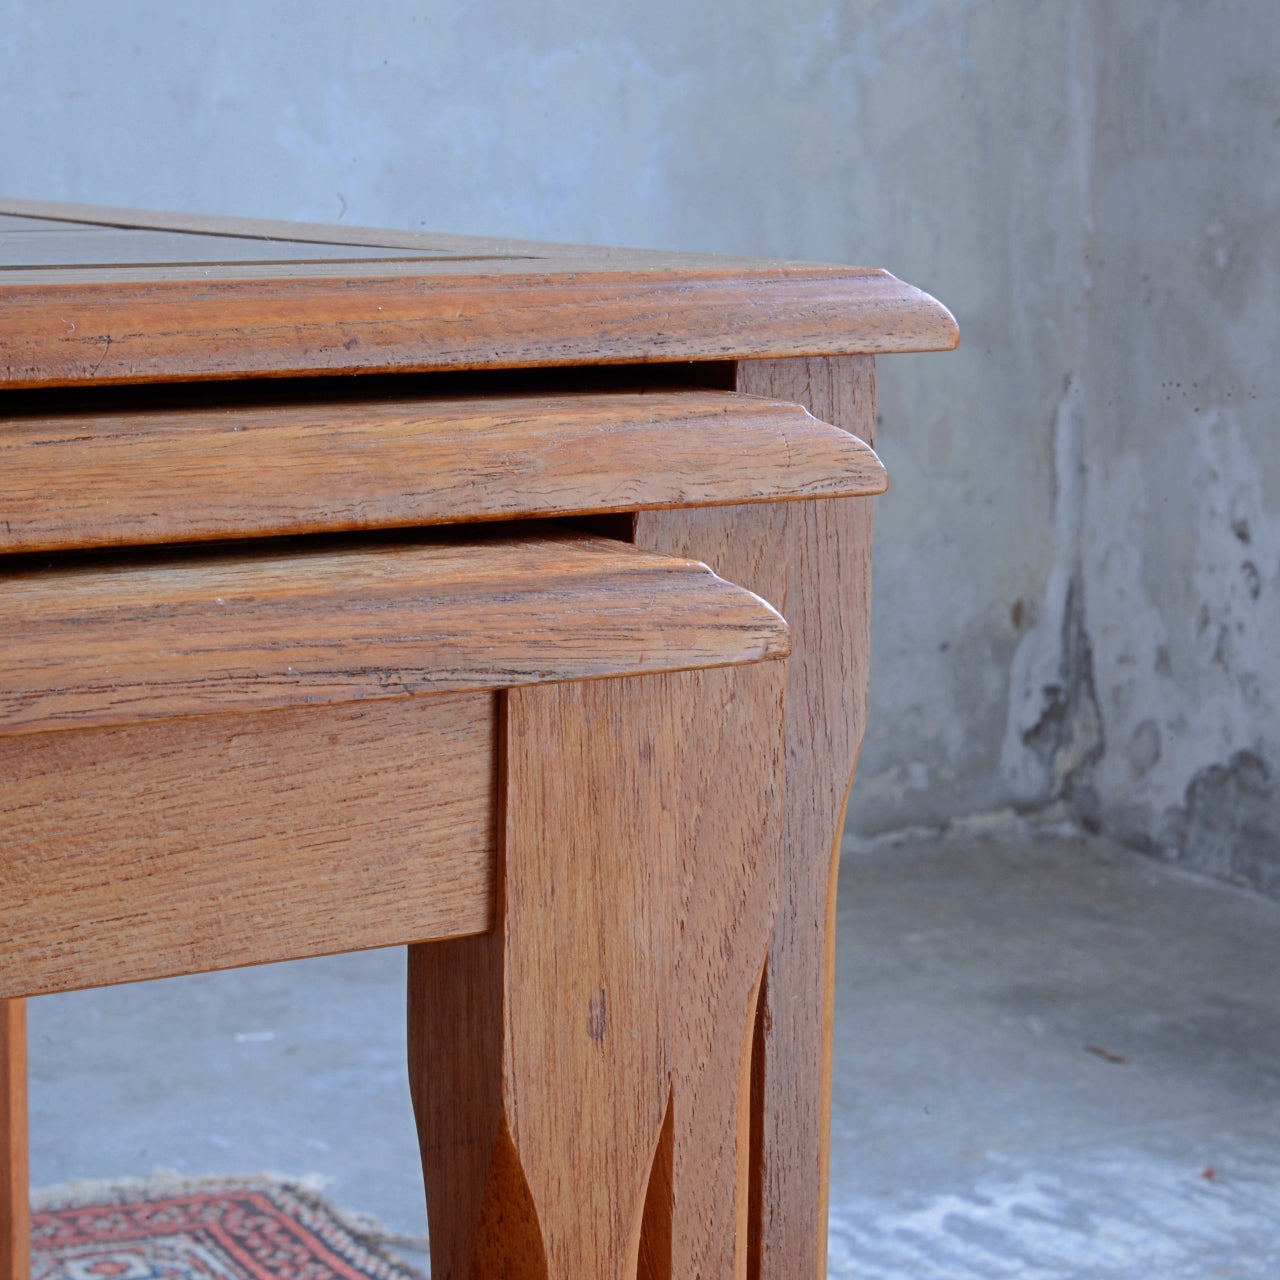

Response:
(0, 199), (956, 1280)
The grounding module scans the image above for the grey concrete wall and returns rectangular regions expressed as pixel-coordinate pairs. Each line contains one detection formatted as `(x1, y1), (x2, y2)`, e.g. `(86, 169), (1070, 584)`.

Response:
(2, 2), (1277, 891)
(1075, 6), (1280, 895)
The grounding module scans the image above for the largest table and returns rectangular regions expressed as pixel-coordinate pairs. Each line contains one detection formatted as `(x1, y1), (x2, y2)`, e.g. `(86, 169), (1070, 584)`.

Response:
(0, 199), (956, 1280)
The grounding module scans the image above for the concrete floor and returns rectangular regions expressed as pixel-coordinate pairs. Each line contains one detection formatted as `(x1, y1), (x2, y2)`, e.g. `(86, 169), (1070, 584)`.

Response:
(829, 836), (1280, 1278)
(28, 834), (1280, 1277)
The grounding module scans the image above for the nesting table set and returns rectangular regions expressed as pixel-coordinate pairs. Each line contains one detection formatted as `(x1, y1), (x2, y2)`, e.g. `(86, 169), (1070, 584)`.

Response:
(0, 200), (954, 1280)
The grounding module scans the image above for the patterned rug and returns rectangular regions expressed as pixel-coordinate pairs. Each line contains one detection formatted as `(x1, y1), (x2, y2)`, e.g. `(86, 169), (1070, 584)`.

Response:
(30, 1177), (425, 1280)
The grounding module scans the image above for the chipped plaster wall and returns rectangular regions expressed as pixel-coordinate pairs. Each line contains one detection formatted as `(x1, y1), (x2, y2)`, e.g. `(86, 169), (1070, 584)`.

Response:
(1075, 6), (1280, 895)
(2, 2), (1276, 890)
(983, 3), (1280, 896)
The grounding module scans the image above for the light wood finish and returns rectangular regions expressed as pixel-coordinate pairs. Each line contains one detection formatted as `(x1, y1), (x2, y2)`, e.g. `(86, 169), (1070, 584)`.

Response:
(0, 200), (957, 388)
(411, 674), (678, 1279)
(0, 1000), (27, 1280)
(0, 390), (886, 554)
(0, 530), (787, 737)
(637, 660), (785, 1280)
(635, 354), (876, 1280)
(410, 665), (787, 1280)
(0, 196), (953, 1279)
(0, 695), (496, 1000)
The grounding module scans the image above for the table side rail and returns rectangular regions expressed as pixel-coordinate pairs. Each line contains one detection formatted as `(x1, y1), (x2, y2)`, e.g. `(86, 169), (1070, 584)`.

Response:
(0, 388), (885, 554)
(0, 528), (789, 737)
(0, 693), (497, 999)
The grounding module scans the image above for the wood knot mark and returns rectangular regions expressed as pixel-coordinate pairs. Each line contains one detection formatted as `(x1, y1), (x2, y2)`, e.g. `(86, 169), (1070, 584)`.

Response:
(587, 988), (607, 1042)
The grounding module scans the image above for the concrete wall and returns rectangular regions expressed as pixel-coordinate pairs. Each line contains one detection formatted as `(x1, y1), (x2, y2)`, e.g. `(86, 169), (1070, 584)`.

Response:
(1076, 7), (1280, 895)
(3, 2), (1277, 891)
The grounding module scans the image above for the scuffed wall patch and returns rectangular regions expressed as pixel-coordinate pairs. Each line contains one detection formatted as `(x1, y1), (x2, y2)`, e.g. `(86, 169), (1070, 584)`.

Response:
(1023, 573), (1105, 823)
(1163, 751), (1280, 897)
(1085, 411), (1280, 898)
(1000, 376), (1104, 811)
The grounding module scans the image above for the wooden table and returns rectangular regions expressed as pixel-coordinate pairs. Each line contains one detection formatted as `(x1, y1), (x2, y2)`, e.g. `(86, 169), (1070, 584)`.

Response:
(0, 199), (955, 1280)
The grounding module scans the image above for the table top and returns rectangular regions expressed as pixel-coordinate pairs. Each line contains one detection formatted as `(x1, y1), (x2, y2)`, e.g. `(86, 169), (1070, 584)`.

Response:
(0, 198), (957, 388)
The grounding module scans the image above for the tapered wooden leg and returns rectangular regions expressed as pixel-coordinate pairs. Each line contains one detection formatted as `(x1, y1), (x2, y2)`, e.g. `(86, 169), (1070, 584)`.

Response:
(410, 675), (679, 1280)
(637, 353), (877, 1280)
(638, 662), (785, 1280)
(1, 999), (28, 1280)
(410, 663), (786, 1280)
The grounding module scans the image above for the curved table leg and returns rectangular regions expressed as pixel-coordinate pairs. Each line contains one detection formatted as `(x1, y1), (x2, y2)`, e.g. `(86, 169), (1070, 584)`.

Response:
(637, 663), (784, 1280)
(409, 662), (785, 1280)
(636, 354), (877, 1280)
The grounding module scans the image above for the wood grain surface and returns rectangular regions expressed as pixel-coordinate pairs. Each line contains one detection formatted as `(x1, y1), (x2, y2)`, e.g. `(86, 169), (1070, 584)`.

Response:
(411, 674), (682, 1280)
(634, 354), (877, 1280)
(637, 661), (785, 1280)
(0, 197), (948, 1278)
(0, 390), (886, 553)
(0, 694), (496, 1000)
(413, 663), (786, 1280)
(0, 530), (787, 736)
(0, 201), (957, 388)
(0, 1000), (27, 1280)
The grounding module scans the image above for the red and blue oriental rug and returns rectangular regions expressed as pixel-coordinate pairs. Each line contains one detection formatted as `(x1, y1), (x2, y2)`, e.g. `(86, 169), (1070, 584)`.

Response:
(30, 1177), (423, 1280)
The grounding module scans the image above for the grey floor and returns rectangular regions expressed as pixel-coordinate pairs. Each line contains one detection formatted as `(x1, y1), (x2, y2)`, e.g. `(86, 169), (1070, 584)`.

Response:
(28, 835), (1280, 1277)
